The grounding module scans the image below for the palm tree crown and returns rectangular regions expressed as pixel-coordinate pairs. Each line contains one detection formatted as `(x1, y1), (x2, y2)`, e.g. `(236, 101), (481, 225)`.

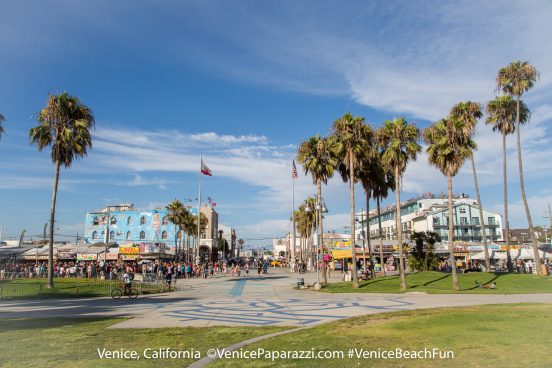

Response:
(377, 118), (421, 175)
(30, 93), (95, 167)
(424, 118), (476, 177)
(485, 96), (529, 135)
(297, 135), (340, 184)
(450, 101), (482, 136)
(496, 61), (540, 97)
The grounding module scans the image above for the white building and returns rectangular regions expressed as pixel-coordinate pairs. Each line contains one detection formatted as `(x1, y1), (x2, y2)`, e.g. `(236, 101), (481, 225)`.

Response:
(355, 194), (504, 243)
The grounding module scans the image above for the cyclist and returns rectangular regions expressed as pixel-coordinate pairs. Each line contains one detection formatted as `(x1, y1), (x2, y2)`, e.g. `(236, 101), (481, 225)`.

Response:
(122, 271), (131, 295)
(164, 270), (173, 289)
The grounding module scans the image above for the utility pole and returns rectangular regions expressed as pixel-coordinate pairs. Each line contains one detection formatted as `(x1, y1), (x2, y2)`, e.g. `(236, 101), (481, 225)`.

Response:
(544, 203), (552, 230)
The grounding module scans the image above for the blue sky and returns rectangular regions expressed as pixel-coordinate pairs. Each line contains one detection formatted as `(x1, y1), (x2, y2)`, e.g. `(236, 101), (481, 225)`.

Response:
(1, 0), (552, 244)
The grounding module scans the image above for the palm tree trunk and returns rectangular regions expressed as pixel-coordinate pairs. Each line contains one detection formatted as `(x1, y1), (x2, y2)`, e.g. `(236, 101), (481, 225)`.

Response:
(47, 160), (61, 288)
(447, 175), (459, 290)
(516, 97), (543, 275)
(318, 179), (327, 285)
(377, 196), (386, 277)
(366, 194), (373, 275)
(361, 193), (367, 275)
(350, 151), (359, 288)
(471, 155), (491, 272)
(395, 165), (407, 290)
(502, 133), (513, 272)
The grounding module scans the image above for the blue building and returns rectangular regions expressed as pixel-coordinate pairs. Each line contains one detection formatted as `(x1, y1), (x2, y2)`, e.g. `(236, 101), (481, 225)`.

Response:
(83, 203), (193, 246)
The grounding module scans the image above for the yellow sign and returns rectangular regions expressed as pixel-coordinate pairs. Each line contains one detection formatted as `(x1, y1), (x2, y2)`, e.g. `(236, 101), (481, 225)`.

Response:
(119, 246), (140, 255)
(331, 249), (370, 259)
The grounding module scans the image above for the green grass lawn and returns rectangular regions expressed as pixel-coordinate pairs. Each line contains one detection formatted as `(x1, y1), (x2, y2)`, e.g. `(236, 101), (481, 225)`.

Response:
(0, 318), (287, 367)
(210, 303), (552, 367)
(323, 271), (552, 293)
(0, 278), (167, 299)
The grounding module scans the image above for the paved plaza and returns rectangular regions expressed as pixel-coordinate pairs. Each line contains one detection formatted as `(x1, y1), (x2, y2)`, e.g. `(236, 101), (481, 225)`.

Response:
(1, 269), (551, 328)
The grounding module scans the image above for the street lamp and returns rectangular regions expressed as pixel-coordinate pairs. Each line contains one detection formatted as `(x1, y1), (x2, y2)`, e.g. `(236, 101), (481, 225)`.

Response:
(306, 195), (328, 290)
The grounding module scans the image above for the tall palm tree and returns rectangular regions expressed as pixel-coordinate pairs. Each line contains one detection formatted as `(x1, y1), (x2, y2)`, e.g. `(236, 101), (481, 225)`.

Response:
(332, 113), (372, 288)
(496, 61), (543, 275)
(293, 197), (317, 263)
(183, 210), (197, 262)
(377, 118), (421, 290)
(486, 96), (530, 271)
(424, 117), (476, 290)
(29, 93), (95, 288)
(166, 199), (187, 260)
(369, 151), (395, 277)
(357, 144), (379, 275)
(0, 114), (5, 140)
(450, 102), (491, 271)
(297, 135), (339, 284)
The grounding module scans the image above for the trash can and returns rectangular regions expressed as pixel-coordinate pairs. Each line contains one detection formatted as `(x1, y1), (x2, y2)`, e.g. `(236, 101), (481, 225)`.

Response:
(297, 278), (304, 287)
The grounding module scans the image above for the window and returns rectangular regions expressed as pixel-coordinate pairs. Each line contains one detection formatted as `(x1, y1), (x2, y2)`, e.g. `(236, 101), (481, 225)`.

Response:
(109, 230), (115, 240)
(162, 216), (168, 225)
(110, 216), (117, 225)
(93, 216), (99, 225)
(139, 231), (145, 240)
(127, 216), (132, 225)
(460, 217), (468, 225)
(433, 217), (440, 225)
(140, 216), (146, 225)
(488, 217), (495, 225)
(459, 208), (466, 214)
(162, 231), (168, 239)
(92, 231), (98, 240)
(472, 217), (480, 225)
(177, 231), (182, 239)
(126, 231), (131, 241)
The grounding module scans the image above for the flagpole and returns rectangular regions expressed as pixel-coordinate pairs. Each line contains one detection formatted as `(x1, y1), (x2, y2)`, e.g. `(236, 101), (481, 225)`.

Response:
(292, 162), (296, 270)
(197, 153), (202, 263)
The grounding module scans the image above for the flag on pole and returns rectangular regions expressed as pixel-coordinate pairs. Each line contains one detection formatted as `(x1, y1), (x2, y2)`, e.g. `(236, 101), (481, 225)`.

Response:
(292, 159), (298, 179)
(201, 159), (212, 176)
(208, 197), (216, 207)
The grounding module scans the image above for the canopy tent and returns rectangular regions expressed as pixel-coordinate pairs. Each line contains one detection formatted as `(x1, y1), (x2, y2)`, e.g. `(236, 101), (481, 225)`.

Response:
(470, 249), (551, 260)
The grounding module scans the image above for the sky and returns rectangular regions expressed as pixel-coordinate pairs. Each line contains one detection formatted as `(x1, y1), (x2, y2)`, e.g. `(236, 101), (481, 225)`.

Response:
(1, 0), (552, 245)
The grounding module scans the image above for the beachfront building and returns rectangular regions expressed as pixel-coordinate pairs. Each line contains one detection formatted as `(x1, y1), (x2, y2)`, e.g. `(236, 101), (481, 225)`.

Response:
(83, 203), (219, 258)
(354, 194), (504, 244)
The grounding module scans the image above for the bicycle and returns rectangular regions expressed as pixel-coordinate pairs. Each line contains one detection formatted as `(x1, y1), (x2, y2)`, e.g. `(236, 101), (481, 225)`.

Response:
(111, 283), (140, 299)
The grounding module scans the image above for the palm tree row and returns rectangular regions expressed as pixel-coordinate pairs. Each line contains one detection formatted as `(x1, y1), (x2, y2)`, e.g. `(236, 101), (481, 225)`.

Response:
(296, 60), (544, 290)
(166, 199), (207, 262)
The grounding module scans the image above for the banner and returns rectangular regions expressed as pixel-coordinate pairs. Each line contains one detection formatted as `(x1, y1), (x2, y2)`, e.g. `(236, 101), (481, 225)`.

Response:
(57, 251), (77, 259)
(119, 246), (140, 255)
(120, 255), (138, 261)
(77, 254), (98, 261)
(98, 253), (119, 261)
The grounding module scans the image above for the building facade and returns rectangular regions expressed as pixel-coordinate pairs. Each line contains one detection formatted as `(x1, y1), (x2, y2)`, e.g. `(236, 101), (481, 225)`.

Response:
(84, 204), (219, 253)
(355, 195), (504, 243)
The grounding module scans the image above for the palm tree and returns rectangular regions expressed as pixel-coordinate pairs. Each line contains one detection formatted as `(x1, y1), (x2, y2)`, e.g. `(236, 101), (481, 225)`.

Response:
(486, 96), (530, 272)
(297, 135), (339, 284)
(29, 93), (95, 288)
(496, 61), (543, 275)
(424, 117), (476, 290)
(377, 118), (421, 290)
(166, 200), (187, 260)
(0, 114), (5, 140)
(368, 151), (395, 277)
(183, 210), (197, 262)
(293, 197), (317, 263)
(357, 145), (379, 275)
(450, 102), (491, 271)
(237, 238), (245, 258)
(332, 113), (372, 288)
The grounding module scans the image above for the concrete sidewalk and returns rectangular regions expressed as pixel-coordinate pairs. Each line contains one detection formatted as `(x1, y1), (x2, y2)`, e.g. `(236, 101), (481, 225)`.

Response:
(1, 268), (551, 329)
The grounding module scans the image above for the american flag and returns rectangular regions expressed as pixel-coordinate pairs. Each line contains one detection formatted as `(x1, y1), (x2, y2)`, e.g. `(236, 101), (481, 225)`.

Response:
(208, 197), (216, 207)
(292, 159), (298, 179)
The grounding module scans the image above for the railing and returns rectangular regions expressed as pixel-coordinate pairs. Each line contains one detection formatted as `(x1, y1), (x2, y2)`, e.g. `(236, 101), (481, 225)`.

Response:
(0, 278), (177, 300)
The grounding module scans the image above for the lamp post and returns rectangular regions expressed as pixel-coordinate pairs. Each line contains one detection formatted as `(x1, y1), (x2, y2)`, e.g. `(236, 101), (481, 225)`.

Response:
(305, 194), (328, 290)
